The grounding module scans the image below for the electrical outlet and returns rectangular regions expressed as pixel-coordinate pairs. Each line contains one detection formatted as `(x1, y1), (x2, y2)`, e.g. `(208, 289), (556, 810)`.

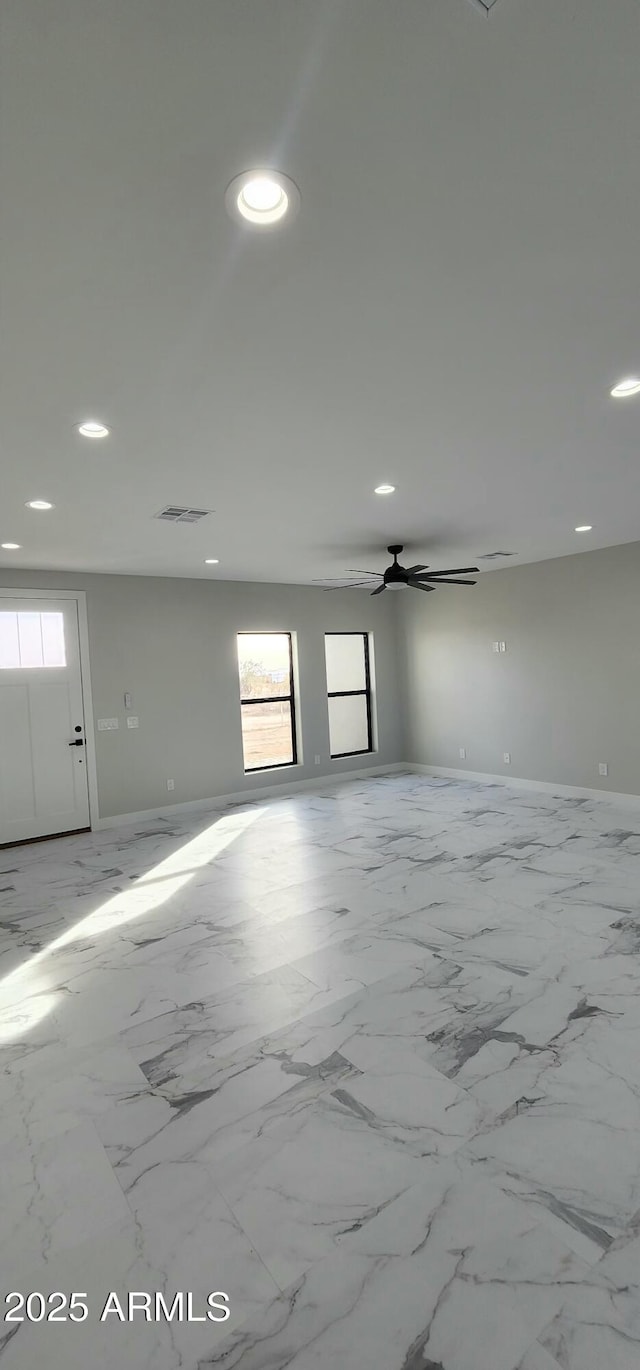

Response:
(503, 752), (511, 764)
(167, 778), (175, 791)
(314, 755), (321, 765)
(599, 762), (608, 777)
(126, 716), (139, 729)
(459, 747), (466, 760)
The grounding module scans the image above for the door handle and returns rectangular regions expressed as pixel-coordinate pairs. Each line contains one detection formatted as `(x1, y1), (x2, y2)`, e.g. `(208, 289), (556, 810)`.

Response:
(68, 738), (85, 747)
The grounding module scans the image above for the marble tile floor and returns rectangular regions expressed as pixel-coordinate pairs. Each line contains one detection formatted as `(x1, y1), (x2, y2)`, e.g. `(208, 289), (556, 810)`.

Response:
(1, 771), (640, 1368)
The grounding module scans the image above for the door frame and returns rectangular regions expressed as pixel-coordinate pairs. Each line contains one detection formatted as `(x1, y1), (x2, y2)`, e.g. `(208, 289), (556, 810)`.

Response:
(0, 587), (99, 830)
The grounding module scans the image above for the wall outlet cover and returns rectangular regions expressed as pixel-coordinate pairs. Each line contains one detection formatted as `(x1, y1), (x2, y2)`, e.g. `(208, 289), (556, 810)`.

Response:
(167, 778), (175, 791)
(599, 762), (608, 777)
(126, 716), (139, 729)
(503, 752), (511, 764)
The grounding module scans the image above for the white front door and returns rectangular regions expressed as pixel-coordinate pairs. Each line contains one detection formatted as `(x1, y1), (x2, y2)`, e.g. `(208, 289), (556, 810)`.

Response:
(0, 597), (91, 845)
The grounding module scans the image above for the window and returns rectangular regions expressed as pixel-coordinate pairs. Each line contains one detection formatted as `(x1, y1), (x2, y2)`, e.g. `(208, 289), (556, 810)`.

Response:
(237, 632), (297, 772)
(0, 612), (66, 669)
(325, 632), (373, 758)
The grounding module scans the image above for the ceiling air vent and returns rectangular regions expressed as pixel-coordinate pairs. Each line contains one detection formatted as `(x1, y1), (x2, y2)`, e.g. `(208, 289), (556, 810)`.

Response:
(477, 551), (517, 561)
(154, 506), (213, 524)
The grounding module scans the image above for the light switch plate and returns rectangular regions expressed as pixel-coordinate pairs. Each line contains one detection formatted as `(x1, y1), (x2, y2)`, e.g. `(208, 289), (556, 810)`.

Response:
(124, 692), (132, 709)
(97, 718), (118, 731)
(126, 716), (139, 729)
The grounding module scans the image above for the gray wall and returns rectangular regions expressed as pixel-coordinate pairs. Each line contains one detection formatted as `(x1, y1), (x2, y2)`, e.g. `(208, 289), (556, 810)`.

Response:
(0, 570), (405, 818)
(399, 541), (640, 796)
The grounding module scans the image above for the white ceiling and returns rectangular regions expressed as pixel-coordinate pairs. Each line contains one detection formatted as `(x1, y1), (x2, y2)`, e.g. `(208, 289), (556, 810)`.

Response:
(1, 0), (639, 585)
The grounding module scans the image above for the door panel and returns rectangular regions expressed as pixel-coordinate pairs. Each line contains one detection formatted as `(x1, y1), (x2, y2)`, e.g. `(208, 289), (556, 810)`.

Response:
(0, 684), (35, 823)
(0, 597), (90, 845)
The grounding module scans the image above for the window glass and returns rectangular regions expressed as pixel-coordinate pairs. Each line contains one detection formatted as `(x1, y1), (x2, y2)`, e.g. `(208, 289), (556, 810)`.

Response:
(328, 694), (369, 756)
(0, 612), (66, 669)
(324, 632), (366, 693)
(324, 632), (373, 758)
(237, 632), (296, 771)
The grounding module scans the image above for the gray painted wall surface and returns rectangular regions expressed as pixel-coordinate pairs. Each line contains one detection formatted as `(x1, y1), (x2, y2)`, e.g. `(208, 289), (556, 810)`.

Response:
(0, 570), (405, 818)
(399, 541), (640, 796)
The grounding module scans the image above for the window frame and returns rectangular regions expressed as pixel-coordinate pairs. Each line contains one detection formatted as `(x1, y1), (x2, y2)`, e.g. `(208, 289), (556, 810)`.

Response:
(237, 630), (298, 773)
(325, 631), (373, 760)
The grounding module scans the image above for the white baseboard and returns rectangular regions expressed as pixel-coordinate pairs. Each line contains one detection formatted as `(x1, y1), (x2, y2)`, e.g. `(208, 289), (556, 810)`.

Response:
(407, 763), (640, 808)
(93, 763), (406, 830)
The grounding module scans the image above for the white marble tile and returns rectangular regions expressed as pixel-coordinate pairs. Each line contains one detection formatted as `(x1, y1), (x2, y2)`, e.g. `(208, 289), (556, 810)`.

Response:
(202, 1158), (594, 1370)
(95, 1046), (359, 1189)
(335, 1036), (481, 1155)
(1, 772), (639, 1367)
(0, 1040), (149, 1150)
(0, 1211), (236, 1370)
(464, 1108), (640, 1244)
(538, 1281), (640, 1370)
(122, 964), (362, 1083)
(213, 1090), (433, 1289)
(288, 930), (438, 993)
(1, 1119), (131, 1285)
(517, 1345), (563, 1370)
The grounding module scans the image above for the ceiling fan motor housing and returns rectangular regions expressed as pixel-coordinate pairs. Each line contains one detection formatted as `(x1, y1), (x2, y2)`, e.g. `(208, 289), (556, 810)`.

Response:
(384, 566), (407, 588)
(384, 545), (408, 588)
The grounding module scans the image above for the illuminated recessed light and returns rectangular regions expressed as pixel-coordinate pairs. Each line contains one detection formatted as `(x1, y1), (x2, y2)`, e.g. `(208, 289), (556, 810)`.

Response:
(225, 170), (300, 227)
(610, 377), (640, 399)
(77, 420), (110, 438)
(374, 484), (396, 495)
(26, 500), (54, 510)
(575, 525), (592, 533)
(1, 543), (21, 550)
(204, 558), (219, 565)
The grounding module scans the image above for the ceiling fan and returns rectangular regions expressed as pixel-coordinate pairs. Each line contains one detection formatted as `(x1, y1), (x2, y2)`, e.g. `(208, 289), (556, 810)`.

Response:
(317, 545), (479, 595)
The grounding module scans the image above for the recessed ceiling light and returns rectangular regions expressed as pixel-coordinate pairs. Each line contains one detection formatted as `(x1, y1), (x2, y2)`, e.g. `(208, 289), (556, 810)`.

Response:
(610, 377), (640, 399)
(575, 525), (592, 533)
(204, 558), (219, 565)
(374, 484), (396, 495)
(1, 543), (21, 550)
(77, 420), (110, 438)
(26, 500), (54, 510)
(225, 170), (300, 227)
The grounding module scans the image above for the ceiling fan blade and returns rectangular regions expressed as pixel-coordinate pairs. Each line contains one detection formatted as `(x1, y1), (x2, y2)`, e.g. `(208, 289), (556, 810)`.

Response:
(414, 566), (479, 578)
(370, 583), (386, 595)
(411, 582), (435, 592)
(322, 581), (379, 590)
(418, 577), (477, 586)
(405, 564), (429, 575)
(347, 569), (384, 576)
